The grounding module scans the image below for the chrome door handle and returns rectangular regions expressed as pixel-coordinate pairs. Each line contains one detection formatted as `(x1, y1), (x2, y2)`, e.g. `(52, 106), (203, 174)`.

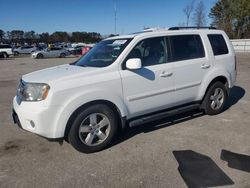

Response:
(201, 64), (210, 69)
(160, 72), (173, 77)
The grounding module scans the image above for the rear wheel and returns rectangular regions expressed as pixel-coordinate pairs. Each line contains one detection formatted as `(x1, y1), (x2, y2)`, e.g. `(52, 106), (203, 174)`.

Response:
(37, 53), (43, 59)
(202, 81), (227, 115)
(14, 51), (19, 56)
(60, 53), (66, 58)
(68, 104), (118, 153)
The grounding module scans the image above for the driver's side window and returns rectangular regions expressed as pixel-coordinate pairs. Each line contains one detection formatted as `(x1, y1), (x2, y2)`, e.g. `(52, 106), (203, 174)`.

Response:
(126, 37), (167, 68)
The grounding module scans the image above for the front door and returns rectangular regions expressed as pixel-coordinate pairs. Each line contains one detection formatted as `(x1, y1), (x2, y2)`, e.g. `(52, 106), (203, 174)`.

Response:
(120, 36), (175, 119)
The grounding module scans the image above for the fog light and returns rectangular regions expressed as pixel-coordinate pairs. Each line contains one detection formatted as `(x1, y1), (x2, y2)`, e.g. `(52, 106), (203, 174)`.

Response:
(30, 120), (35, 128)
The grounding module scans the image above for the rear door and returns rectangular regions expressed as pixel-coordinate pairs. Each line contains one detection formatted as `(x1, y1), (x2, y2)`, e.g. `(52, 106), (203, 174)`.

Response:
(168, 34), (209, 105)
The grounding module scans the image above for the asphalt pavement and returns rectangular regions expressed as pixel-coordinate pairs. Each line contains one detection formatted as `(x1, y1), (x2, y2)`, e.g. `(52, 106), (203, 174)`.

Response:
(0, 54), (249, 188)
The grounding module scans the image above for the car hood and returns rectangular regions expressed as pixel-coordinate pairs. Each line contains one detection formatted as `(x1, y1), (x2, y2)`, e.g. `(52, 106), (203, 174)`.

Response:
(22, 64), (97, 83)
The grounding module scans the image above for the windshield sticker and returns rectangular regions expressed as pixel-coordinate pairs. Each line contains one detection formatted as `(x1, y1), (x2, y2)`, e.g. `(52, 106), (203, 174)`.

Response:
(113, 40), (127, 45)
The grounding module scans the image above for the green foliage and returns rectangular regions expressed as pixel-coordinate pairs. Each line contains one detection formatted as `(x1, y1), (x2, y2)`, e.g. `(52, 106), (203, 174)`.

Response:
(0, 29), (5, 42)
(209, 0), (250, 39)
(0, 29), (102, 44)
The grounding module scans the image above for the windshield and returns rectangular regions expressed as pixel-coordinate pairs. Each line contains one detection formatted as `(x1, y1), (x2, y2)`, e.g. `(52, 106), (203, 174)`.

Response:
(75, 38), (132, 67)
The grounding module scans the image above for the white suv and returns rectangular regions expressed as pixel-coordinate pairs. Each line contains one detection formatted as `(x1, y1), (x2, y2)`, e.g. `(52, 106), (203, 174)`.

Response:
(13, 27), (236, 153)
(0, 44), (13, 58)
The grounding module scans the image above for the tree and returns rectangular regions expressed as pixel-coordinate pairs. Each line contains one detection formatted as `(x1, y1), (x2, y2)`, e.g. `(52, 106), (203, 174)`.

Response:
(0, 29), (5, 42)
(10, 30), (24, 43)
(209, 0), (234, 38)
(209, 0), (250, 39)
(193, 1), (206, 27)
(71, 32), (101, 43)
(183, 0), (196, 26)
(231, 0), (250, 38)
(39, 32), (50, 43)
(50, 31), (70, 43)
(24, 30), (36, 44)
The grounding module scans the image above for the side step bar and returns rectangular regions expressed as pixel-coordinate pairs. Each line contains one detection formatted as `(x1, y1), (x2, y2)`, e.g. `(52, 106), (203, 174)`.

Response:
(129, 104), (200, 128)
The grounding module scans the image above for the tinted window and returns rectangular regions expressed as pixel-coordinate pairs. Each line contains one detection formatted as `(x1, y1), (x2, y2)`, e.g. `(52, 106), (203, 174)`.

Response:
(208, 34), (228, 56)
(126, 37), (166, 67)
(169, 35), (205, 61)
(0, 45), (11, 49)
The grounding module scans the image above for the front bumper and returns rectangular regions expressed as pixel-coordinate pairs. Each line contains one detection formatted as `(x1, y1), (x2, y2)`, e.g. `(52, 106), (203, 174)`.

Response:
(12, 96), (63, 139)
(31, 54), (37, 58)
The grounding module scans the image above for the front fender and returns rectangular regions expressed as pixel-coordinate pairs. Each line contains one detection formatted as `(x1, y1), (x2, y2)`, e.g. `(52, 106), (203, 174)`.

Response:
(53, 88), (128, 138)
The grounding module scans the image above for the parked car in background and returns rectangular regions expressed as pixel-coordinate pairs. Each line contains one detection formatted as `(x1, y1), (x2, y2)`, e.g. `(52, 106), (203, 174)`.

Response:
(81, 46), (92, 56)
(70, 45), (84, 56)
(13, 46), (38, 56)
(0, 44), (13, 58)
(0, 52), (5, 58)
(31, 47), (70, 59)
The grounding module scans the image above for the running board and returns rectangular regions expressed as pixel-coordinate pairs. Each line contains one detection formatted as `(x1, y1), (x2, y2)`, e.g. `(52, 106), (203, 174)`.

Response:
(129, 104), (200, 128)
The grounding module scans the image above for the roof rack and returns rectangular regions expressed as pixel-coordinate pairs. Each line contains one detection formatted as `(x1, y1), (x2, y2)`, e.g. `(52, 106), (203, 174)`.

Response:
(168, 26), (217, 30)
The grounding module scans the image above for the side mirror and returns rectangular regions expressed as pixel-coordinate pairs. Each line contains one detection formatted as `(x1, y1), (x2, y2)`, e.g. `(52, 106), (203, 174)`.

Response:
(126, 58), (142, 70)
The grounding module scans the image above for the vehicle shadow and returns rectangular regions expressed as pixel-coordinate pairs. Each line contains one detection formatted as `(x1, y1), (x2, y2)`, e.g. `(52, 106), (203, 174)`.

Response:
(110, 85), (245, 149)
(110, 109), (204, 148)
(0, 58), (15, 60)
(224, 85), (245, 110)
(173, 150), (234, 188)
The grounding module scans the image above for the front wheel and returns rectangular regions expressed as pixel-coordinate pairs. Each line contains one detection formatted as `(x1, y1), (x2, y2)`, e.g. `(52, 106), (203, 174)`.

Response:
(3, 52), (8, 58)
(68, 104), (118, 153)
(202, 81), (228, 115)
(36, 53), (43, 59)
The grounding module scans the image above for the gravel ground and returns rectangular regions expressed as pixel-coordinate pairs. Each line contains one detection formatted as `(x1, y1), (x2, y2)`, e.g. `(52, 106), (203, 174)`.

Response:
(0, 54), (249, 188)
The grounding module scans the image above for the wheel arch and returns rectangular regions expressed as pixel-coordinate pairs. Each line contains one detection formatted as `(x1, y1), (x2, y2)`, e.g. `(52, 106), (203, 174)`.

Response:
(64, 99), (126, 141)
(200, 75), (229, 104)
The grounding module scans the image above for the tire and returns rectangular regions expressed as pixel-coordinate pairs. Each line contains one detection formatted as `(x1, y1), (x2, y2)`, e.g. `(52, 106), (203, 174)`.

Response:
(68, 104), (118, 153)
(3, 52), (8, 58)
(37, 53), (44, 59)
(60, 53), (66, 58)
(14, 51), (19, 56)
(201, 81), (228, 115)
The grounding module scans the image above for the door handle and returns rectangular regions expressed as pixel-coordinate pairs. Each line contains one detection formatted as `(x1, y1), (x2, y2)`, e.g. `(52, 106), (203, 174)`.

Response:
(160, 72), (173, 77)
(201, 64), (210, 69)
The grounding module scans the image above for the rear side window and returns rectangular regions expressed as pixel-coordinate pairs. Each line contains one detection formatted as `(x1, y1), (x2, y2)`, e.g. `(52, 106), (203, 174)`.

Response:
(169, 35), (205, 62)
(208, 34), (228, 56)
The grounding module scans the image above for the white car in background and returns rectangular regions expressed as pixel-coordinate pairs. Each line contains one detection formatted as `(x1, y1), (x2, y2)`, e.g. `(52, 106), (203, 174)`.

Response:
(31, 47), (70, 58)
(14, 46), (38, 56)
(0, 44), (13, 58)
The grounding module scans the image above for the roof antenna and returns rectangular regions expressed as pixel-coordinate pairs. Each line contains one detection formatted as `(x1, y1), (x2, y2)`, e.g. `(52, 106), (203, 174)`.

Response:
(114, 0), (117, 35)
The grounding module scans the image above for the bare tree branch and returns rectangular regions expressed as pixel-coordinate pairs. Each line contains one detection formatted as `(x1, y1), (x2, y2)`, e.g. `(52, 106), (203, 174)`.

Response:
(183, 0), (196, 26)
(193, 0), (206, 27)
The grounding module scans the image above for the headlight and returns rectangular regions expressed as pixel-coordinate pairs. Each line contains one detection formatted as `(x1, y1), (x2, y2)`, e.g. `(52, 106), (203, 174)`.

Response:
(17, 80), (50, 101)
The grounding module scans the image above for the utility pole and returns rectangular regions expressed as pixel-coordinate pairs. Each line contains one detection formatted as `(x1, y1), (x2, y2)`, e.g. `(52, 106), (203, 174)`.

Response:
(114, 0), (117, 35)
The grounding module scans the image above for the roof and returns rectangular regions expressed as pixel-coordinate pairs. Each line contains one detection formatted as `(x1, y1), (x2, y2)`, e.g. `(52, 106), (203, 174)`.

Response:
(106, 27), (224, 40)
